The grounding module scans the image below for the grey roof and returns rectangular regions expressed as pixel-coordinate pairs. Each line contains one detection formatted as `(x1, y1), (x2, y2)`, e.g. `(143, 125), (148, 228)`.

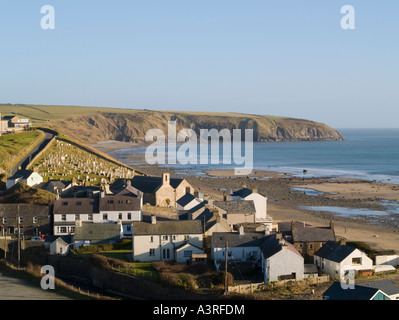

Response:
(54, 198), (99, 215)
(231, 188), (253, 198)
(260, 234), (303, 259)
(127, 175), (185, 193)
(314, 241), (356, 262)
(213, 200), (256, 214)
(357, 280), (399, 296)
(74, 222), (121, 241)
(45, 235), (73, 244)
(177, 193), (196, 207)
(132, 220), (203, 236)
(40, 180), (70, 194)
(7, 170), (35, 180)
(0, 204), (49, 217)
(292, 227), (335, 242)
(323, 281), (389, 300)
(212, 232), (267, 248)
(99, 195), (141, 212)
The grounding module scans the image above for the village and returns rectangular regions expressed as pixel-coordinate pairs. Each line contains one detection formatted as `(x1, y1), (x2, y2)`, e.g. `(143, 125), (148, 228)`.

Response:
(0, 116), (399, 300)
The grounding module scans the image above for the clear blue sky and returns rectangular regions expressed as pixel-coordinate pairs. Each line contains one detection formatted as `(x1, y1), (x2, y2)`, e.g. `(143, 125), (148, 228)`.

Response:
(0, 0), (398, 128)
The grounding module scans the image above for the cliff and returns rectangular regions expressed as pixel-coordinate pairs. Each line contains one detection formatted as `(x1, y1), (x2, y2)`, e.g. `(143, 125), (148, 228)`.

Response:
(45, 110), (343, 144)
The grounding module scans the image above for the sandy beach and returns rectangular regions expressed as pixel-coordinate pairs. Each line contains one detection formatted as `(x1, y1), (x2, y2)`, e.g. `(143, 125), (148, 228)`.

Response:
(89, 143), (399, 253)
(192, 169), (399, 252)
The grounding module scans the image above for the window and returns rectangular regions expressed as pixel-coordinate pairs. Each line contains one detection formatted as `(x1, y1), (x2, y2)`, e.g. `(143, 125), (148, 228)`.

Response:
(19, 217), (23, 224)
(352, 257), (362, 265)
(75, 214), (80, 220)
(149, 249), (155, 256)
(309, 244), (314, 250)
(299, 243), (303, 249)
(61, 214), (66, 221)
(162, 235), (168, 241)
(118, 200), (123, 204)
(127, 213), (131, 220)
(33, 216), (38, 224)
(150, 236), (154, 242)
(172, 235), (176, 241)
(60, 227), (67, 234)
(126, 225), (131, 232)
(184, 235), (189, 240)
(108, 200), (114, 205)
(103, 214), (108, 220)
(76, 201), (82, 206)
(163, 249), (170, 259)
(3, 217), (7, 224)
(118, 213), (122, 220)
(126, 200), (132, 204)
(88, 214), (93, 221)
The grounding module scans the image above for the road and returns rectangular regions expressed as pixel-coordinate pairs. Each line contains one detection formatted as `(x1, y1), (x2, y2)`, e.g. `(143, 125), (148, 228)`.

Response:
(0, 272), (71, 300)
(10, 131), (55, 176)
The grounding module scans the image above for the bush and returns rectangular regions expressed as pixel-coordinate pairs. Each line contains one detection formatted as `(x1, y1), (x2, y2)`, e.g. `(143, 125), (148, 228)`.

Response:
(159, 272), (198, 292)
(213, 271), (234, 287)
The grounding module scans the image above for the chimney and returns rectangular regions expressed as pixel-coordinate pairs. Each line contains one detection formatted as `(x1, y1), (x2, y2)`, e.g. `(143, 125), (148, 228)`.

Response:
(127, 180), (131, 186)
(276, 233), (282, 240)
(330, 219), (334, 231)
(239, 225), (244, 235)
(194, 190), (199, 198)
(264, 225), (270, 235)
(291, 220), (295, 232)
(151, 215), (157, 225)
(75, 219), (82, 228)
(241, 182), (247, 189)
(56, 188), (60, 200)
(100, 186), (105, 198)
(252, 186), (258, 194)
(223, 191), (227, 201)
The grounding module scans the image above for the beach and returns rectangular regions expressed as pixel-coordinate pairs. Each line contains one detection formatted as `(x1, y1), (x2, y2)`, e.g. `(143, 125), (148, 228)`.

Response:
(88, 141), (399, 253)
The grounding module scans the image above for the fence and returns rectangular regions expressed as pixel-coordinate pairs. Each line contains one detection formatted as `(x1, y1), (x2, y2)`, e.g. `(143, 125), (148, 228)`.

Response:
(227, 275), (330, 294)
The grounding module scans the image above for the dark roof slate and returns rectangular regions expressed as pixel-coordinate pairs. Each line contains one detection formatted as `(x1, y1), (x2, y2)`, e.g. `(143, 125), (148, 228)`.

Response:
(213, 200), (256, 214)
(314, 241), (356, 262)
(133, 220), (203, 236)
(292, 227), (335, 242)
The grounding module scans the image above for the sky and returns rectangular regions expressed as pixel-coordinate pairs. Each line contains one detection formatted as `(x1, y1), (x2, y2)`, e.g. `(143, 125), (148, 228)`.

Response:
(0, 0), (398, 129)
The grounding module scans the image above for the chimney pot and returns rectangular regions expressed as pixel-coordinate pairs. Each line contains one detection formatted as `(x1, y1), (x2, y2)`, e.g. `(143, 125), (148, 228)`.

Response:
(151, 215), (157, 224)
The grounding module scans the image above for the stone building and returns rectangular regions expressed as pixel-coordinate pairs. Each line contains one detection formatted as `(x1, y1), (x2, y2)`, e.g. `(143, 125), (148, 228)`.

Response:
(0, 204), (51, 237)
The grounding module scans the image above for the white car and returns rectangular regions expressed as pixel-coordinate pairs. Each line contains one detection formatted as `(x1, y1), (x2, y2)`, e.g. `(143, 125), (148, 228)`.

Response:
(30, 236), (45, 242)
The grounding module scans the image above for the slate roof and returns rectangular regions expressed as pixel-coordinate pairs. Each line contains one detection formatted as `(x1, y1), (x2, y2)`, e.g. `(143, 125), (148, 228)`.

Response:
(212, 232), (267, 248)
(132, 220), (203, 236)
(314, 241), (356, 262)
(40, 180), (70, 194)
(0, 204), (50, 217)
(177, 193), (196, 207)
(231, 188), (253, 198)
(45, 235), (73, 244)
(53, 198), (99, 215)
(260, 234), (303, 259)
(7, 170), (35, 180)
(74, 222), (122, 241)
(99, 195), (141, 212)
(292, 227), (335, 242)
(213, 200), (256, 214)
(358, 280), (399, 297)
(128, 175), (184, 193)
(323, 281), (389, 300)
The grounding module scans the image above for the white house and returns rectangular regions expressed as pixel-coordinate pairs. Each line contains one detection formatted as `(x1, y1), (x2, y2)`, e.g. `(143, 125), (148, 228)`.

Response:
(52, 185), (142, 237)
(261, 233), (304, 282)
(131, 216), (204, 263)
(177, 193), (204, 213)
(211, 227), (267, 266)
(45, 235), (73, 256)
(314, 241), (373, 280)
(373, 250), (399, 267)
(230, 185), (274, 227)
(6, 170), (43, 190)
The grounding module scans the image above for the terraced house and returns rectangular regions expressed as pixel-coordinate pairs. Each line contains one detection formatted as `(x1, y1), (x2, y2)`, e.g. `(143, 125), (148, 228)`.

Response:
(53, 185), (143, 237)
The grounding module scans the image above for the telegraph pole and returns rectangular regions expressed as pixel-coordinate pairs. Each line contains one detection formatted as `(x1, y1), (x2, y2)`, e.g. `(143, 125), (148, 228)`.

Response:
(224, 241), (228, 294)
(17, 205), (20, 268)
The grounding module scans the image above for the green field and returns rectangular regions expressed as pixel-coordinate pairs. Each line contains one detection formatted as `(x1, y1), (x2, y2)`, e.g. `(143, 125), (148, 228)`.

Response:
(0, 130), (44, 173)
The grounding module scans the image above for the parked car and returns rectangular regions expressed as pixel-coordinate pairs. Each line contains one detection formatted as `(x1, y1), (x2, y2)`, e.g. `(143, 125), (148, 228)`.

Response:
(30, 236), (45, 242)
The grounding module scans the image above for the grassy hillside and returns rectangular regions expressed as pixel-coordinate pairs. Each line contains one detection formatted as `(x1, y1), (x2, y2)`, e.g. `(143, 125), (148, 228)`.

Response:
(0, 104), (343, 144)
(0, 130), (45, 173)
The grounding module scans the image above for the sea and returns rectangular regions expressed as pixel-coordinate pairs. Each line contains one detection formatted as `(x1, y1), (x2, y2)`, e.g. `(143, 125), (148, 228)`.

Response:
(109, 128), (399, 185)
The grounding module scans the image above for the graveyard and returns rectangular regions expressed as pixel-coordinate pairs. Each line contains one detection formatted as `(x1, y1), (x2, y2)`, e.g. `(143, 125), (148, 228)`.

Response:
(30, 139), (136, 187)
